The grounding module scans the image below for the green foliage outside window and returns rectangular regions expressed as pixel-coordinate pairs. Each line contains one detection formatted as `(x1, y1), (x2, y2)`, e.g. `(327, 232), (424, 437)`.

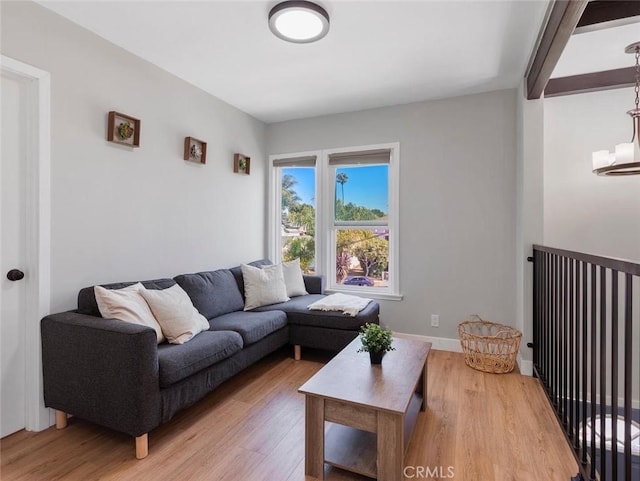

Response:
(288, 203), (315, 237)
(281, 171), (388, 282)
(281, 174), (301, 212)
(335, 200), (385, 222)
(283, 237), (315, 272)
(352, 236), (388, 277)
(337, 230), (389, 278)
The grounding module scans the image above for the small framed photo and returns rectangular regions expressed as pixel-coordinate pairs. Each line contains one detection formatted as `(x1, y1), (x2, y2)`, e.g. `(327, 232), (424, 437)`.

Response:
(233, 153), (251, 175)
(184, 137), (207, 164)
(107, 111), (140, 147)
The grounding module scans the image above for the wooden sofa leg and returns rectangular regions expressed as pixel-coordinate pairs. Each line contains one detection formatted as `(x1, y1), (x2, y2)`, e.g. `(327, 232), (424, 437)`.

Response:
(55, 410), (67, 429)
(135, 433), (148, 459)
(294, 345), (301, 361)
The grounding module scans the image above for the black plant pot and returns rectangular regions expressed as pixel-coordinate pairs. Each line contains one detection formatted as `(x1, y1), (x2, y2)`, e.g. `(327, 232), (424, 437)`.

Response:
(369, 351), (385, 364)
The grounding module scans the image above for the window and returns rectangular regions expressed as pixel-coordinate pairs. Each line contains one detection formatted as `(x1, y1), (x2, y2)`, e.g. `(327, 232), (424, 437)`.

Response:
(269, 143), (400, 299)
(271, 153), (318, 274)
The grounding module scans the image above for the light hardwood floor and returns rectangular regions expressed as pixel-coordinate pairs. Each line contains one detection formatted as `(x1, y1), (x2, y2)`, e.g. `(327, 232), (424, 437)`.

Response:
(1, 349), (578, 481)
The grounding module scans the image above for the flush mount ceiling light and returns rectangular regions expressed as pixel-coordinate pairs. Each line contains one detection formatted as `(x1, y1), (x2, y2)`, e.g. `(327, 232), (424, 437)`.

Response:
(592, 41), (640, 176)
(268, 1), (329, 44)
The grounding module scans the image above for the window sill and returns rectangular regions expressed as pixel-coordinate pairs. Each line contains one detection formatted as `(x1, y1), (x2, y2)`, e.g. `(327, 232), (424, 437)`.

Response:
(325, 288), (404, 302)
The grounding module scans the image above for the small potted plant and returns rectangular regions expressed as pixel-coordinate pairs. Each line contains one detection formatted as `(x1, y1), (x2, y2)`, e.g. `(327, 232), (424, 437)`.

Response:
(357, 323), (395, 364)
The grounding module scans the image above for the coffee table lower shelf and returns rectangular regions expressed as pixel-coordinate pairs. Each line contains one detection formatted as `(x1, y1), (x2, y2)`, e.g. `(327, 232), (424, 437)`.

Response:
(325, 424), (377, 478)
(324, 393), (423, 479)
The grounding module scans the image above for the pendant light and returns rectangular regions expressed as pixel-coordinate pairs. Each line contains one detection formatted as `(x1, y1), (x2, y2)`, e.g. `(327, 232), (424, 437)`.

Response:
(592, 42), (640, 176)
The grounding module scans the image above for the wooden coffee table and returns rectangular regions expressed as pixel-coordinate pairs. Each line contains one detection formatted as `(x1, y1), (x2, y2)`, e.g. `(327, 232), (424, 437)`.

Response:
(298, 336), (431, 481)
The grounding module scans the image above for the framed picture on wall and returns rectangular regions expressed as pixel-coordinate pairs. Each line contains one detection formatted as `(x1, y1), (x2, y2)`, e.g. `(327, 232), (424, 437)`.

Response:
(233, 153), (251, 175)
(107, 111), (140, 147)
(184, 137), (207, 164)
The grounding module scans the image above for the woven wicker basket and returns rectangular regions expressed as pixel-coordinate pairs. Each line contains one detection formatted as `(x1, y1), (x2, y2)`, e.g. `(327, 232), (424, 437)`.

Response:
(457, 314), (522, 374)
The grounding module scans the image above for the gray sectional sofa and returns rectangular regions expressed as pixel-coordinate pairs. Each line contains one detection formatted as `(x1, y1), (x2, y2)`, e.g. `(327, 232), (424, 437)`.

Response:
(40, 259), (379, 459)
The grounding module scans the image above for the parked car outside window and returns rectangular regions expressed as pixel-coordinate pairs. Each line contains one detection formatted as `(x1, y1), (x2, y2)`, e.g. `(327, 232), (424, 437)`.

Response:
(343, 276), (374, 287)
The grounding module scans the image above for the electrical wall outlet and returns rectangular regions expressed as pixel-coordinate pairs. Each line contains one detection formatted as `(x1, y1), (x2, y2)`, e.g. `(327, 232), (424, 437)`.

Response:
(430, 314), (439, 327)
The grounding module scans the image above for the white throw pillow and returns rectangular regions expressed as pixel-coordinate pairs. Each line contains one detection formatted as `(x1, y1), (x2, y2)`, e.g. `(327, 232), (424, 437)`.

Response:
(281, 258), (308, 297)
(139, 284), (209, 344)
(94, 283), (165, 344)
(241, 263), (290, 311)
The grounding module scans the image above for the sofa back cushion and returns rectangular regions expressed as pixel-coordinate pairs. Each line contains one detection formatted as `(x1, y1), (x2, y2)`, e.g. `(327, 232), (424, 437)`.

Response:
(241, 263), (289, 311)
(229, 259), (273, 298)
(139, 284), (210, 345)
(78, 278), (176, 317)
(94, 283), (165, 344)
(174, 269), (244, 320)
(282, 258), (308, 297)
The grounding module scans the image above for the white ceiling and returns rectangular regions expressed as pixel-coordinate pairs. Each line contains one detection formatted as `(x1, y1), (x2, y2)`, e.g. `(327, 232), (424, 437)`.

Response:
(37, 0), (550, 123)
(552, 20), (640, 78)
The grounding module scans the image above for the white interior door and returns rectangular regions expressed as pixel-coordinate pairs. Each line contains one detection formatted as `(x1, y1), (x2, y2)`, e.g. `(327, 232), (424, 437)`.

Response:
(1, 71), (29, 437)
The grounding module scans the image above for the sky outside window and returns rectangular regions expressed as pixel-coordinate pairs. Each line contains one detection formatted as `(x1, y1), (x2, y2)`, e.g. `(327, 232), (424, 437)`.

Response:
(283, 165), (388, 213)
(334, 165), (388, 214)
(283, 167), (315, 206)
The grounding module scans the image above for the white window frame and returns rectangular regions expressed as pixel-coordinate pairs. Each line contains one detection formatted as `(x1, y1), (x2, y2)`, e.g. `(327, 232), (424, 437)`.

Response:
(268, 150), (321, 270)
(322, 142), (400, 299)
(269, 142), (401, 301)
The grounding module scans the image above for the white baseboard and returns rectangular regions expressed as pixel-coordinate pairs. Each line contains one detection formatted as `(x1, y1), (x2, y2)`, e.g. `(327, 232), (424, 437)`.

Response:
(394, 332), (534, 376)
(519, 357), (533, 376)
(393, 332), (462, 353)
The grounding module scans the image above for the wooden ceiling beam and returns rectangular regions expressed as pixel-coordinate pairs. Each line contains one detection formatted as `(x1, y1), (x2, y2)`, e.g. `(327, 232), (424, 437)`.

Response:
(526, 0), (589, 100)
(545, 66), (636, 97)
(576, 1), (640, 28)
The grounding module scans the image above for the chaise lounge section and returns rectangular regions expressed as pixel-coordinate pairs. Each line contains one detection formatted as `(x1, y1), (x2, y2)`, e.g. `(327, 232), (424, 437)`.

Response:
(41, 259), (379, 459)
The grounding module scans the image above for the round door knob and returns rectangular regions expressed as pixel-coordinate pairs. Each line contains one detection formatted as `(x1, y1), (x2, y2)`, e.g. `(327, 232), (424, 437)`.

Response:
(6, 269), (25, 281)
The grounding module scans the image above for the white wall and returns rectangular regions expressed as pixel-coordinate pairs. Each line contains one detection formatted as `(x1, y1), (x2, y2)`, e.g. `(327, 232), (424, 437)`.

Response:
(544, 88), (640, 404)
(267, 90), (519, 340)
(515, 83), (544, 367)
(1, 1), (267, 312)
(544, 88), (640, 262)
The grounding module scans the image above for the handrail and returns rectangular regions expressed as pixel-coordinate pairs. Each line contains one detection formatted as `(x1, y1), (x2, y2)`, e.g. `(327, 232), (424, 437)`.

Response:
(532, 245), (640, 276)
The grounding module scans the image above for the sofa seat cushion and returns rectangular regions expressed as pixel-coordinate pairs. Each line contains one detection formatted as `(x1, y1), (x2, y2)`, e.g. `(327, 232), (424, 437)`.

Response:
(157, 330), (243, 387)
(210, 310), (287, 345)
(254, 294), (379, 331)
(174, 269), (244, 320)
